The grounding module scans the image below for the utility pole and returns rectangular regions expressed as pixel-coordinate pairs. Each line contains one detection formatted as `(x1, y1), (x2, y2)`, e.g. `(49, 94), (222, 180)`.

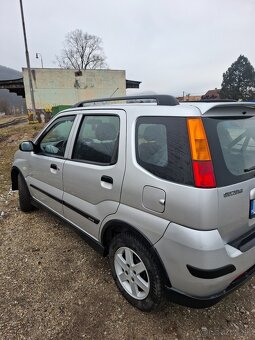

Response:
(19, 0), (36, 120)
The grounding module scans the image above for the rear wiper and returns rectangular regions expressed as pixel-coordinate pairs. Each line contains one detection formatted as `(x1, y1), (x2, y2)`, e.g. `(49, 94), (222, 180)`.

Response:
(244, 166), (255, 172)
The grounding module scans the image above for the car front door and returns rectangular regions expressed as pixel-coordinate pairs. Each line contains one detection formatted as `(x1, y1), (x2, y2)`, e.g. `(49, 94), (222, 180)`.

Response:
(62, 110), (126, 240)
(27, 115), (76, 215)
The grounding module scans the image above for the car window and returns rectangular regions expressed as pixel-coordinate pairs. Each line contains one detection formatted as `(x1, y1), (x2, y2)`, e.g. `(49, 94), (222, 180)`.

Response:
(217, 118), (255, 176)
(138, 123), (168, 166)
(136, 116), (193, 185)
(72, 115), (120, 164)
(39, 116), (75, 157)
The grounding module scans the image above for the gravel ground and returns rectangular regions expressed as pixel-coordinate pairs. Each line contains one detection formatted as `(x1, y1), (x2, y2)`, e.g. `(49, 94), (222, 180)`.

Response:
(1, 122), (255, 339)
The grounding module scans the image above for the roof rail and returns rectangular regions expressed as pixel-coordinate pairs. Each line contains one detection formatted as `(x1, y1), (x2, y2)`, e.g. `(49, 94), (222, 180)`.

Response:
(73, 95), (179, 107)
(181, 99), (237, 103)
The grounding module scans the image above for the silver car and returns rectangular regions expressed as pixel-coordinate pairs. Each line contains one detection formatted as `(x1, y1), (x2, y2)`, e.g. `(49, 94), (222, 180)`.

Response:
(11, 95), (255, 311)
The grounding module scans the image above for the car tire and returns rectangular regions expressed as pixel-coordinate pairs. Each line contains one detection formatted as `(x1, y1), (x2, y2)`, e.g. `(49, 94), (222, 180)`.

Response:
(18, 173), (33, 212)
(109, 232), (165, 311)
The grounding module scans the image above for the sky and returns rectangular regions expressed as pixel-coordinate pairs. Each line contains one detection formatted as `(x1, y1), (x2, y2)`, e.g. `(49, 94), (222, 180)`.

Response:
(0, 0), (254, 97)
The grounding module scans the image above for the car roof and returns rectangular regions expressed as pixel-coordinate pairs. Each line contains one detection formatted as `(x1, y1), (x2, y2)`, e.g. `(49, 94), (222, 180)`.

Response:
(59, 101), (255, 118)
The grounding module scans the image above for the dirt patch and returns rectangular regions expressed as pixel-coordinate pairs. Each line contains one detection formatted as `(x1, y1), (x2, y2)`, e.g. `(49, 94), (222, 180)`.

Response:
(1, 123), (255, 339)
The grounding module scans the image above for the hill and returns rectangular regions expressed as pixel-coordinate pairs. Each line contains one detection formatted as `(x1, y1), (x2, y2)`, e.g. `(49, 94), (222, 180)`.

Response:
(0, 65), (22, 80)
(0, 65), (25, 114)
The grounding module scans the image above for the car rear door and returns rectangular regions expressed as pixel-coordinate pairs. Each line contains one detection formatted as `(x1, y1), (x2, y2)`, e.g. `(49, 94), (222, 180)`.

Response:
(62, 110), (126, 240)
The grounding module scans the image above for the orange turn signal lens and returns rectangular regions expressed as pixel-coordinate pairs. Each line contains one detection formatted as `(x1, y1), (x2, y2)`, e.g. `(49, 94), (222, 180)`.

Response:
(187, 118), (211, 161)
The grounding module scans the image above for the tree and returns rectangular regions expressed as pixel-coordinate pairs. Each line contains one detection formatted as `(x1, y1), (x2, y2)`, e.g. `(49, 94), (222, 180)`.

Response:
(220, 55), (255, 101)
(56, 29), (107, 70)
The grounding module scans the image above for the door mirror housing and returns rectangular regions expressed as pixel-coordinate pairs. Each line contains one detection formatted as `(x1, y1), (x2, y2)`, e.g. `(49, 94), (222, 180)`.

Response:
(19, 141), (34, 152)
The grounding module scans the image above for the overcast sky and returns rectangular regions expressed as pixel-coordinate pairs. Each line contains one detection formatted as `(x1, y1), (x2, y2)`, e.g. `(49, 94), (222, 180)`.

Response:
(1, 0), (254, 96)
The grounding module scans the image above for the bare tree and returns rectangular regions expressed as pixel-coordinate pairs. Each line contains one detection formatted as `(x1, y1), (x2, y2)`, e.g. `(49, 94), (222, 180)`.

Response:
(56, 29), (107, 70)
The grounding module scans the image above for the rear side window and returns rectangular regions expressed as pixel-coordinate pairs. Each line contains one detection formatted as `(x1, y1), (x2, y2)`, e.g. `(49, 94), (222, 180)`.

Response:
(136, 116), (193, 185)
(203, 116), (255, 186)
(72, 115), (119, 165)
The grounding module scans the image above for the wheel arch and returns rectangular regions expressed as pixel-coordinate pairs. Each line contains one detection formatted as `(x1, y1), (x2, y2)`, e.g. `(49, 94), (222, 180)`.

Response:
(101, 219), (171, 286)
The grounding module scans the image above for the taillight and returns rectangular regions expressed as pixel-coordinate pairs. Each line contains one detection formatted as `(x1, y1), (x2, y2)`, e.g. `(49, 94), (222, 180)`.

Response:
(187, 118), (216, 188)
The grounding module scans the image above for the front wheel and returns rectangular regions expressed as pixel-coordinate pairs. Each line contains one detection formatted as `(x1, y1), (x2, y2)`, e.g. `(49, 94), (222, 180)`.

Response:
(109, 233), (165, 311)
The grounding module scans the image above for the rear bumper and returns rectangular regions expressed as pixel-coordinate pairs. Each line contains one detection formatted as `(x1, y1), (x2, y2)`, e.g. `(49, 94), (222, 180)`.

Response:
(154, 222), (255, 300)
(165, 264), (255, 308)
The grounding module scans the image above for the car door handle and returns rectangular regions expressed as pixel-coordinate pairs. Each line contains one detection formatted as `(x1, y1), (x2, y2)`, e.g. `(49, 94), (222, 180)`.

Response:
(101, 175), (113, 184)
(50, 164), (59, 170)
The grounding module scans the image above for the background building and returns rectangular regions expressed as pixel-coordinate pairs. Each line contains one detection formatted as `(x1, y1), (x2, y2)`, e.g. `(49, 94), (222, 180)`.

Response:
(23, 68), (140, 110)
(201, 88), (220, 100)
(0, 67), (141, 113)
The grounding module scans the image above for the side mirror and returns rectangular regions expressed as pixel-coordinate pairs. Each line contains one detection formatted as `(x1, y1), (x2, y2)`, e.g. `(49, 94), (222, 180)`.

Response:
(19, 141), (34, 152)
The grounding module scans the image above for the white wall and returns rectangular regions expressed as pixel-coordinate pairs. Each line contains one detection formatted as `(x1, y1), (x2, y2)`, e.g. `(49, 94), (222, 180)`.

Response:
(23, 68), (126, 110)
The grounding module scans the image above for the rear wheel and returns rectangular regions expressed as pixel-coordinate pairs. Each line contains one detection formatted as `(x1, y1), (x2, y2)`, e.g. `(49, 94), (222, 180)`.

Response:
(109, 233), (165, 311)
(18, 173), (33, 212)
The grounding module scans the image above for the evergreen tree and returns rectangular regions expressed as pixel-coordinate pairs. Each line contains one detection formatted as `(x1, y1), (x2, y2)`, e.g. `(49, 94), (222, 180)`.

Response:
(220, 55), (255, 100)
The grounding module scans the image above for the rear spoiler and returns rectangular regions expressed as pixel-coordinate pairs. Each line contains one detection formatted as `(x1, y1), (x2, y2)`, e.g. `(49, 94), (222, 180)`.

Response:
(199, 102), (255, 116)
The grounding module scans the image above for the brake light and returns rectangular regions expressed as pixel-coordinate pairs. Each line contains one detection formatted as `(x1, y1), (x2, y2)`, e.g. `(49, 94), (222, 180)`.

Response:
(187, 118), (216, 188)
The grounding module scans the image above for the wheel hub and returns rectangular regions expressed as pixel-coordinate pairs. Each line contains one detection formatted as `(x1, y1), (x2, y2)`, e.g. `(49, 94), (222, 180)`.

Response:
(114, 246), (150, 300)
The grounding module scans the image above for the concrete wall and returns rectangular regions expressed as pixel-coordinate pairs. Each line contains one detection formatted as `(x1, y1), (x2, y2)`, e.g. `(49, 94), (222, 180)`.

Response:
(23, 68), (126, 110)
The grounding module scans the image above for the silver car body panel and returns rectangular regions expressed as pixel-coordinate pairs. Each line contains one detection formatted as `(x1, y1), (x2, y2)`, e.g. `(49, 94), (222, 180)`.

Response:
(100, 203), (171, 245)
(62, 109), (126, 239)
(155, 222), (255, 297)
(217, 179), (255, 242)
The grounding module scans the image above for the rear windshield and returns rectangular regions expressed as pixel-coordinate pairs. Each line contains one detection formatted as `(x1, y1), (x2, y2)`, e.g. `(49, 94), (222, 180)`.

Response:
(203, 116), (255, 186)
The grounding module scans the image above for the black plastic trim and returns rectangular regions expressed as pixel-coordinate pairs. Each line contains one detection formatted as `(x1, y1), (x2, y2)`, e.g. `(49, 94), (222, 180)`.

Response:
(63, 201), (100, 225)
(166, 264), (255, 308)
(230, 226), (255, 252)
(30, 184), (100, 224)
(30, 184), (62, 204)
(187, 264), (236, 279)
